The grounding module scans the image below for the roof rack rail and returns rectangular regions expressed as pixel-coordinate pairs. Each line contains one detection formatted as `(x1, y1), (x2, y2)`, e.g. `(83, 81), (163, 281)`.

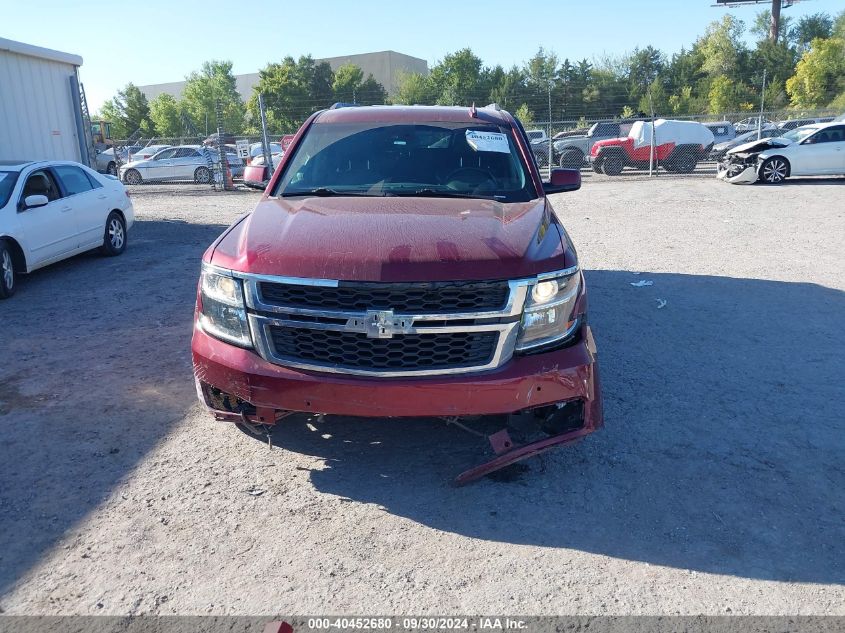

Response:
(329, 102), (359, 109)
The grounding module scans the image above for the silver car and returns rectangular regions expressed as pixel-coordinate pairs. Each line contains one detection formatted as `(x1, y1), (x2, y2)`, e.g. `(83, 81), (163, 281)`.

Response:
(119, 145), (244, 184)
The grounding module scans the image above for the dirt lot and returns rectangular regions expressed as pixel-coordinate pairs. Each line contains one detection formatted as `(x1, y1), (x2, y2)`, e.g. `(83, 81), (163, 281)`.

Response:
(1, 177), (843, 615)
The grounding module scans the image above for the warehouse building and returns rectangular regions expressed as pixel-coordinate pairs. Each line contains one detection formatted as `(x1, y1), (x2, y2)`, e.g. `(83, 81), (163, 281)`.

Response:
(0, 37), (90, 163)
(138, 50), (428, 102)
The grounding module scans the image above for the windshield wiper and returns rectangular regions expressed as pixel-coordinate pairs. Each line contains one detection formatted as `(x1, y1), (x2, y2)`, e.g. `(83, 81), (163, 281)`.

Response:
(280, 188), (387, 197)
(397, 188), (498, 200)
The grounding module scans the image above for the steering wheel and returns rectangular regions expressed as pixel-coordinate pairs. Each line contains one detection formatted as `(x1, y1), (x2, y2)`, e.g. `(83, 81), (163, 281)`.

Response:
(444, 166), (495, 187)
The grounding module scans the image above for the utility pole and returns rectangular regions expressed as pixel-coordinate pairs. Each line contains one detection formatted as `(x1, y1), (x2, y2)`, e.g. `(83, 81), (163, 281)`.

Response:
(648, 90), (656, 177)
(757, 69), (767, 140)
(770, 0), (781, 43)
(547, 81), (553, 171)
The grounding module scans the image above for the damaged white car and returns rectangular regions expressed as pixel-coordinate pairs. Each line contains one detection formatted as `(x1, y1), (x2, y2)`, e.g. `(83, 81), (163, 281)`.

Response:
(717, 122), (845, 184)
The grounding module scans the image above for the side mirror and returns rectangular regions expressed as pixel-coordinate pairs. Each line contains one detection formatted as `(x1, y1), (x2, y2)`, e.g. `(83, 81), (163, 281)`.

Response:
(24, 195), (49, 209)
(543, 168), (581, 194)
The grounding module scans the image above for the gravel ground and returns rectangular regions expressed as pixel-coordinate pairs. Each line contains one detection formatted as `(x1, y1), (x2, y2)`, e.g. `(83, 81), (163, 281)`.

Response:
(0, 177), (843, 615)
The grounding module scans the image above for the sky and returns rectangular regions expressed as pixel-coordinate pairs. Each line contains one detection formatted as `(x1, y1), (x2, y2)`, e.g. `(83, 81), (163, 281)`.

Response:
(3, 0), (843, 112)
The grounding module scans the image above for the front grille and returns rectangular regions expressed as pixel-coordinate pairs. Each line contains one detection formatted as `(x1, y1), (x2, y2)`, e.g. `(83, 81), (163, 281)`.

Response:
(259, 280), (509, 314)
(268, 326), (498, 371)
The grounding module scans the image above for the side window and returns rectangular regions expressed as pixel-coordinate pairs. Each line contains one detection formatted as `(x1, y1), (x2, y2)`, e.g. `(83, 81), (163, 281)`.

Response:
(53, 165), (94, 196)
(83, 170), (104, 189)
(21, 169), (62, 202)
(175, 148), (199, 158)
(154, 148), (178, 160)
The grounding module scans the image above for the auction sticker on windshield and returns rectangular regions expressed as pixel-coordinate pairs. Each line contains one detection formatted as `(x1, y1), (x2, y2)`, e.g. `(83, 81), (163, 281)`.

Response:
(465, 130), (510, 153)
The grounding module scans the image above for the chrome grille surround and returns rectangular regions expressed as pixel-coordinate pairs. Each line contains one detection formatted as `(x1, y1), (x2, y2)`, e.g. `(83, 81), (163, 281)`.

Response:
(227, 265), (578, 378)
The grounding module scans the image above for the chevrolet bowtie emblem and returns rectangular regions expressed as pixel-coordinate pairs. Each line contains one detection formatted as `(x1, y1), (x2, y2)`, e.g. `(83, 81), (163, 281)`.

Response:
(346, 310), (412, 339)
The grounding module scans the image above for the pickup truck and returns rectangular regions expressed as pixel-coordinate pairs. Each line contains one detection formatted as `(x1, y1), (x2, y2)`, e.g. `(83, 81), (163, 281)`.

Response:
(534, 121), (629, 169)
(191, 104), (603, 484)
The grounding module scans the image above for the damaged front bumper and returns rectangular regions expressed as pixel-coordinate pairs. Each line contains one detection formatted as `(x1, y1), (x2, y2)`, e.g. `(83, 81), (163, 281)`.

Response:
(192, 325), (603, 484)
(717, 157), (760, 184)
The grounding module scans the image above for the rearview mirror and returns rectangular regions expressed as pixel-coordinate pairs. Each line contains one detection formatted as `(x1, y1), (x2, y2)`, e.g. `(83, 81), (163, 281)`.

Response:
(543, 168), (581, 194)
(24, 195), (49, 209)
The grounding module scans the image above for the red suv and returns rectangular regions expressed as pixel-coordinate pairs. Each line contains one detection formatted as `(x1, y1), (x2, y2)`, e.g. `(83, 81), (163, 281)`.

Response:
(191, 104), (603, 483)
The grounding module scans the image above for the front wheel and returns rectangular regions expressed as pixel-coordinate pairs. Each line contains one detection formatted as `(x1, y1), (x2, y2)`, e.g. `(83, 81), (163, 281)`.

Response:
(194, 166), (212, 184)
(107, 162), (117, 176)
(673, 155), (697, 174)
(100, 211), (127, 256)
(760, 157), (789, 184)
(601, 154), (624, 176)
(559, 150), (584, 169)
(0, 240), (16, 299)
(123, 169), (141, 185)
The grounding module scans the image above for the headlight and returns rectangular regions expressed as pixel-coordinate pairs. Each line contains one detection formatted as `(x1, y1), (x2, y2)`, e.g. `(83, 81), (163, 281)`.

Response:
(198, 265), (252, 347)
(516, 270), (581, 351)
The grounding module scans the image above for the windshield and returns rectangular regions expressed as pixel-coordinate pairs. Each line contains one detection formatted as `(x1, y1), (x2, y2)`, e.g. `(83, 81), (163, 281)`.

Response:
(0, 171), (20, 208)
(273, 121), (535, 202)
(782, 126), (819, 142)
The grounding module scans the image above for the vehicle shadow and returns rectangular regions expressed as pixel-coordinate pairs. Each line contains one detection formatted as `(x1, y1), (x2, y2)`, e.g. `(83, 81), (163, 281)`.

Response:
(0, 218), (228, 596)
(257, 270), (845, 584)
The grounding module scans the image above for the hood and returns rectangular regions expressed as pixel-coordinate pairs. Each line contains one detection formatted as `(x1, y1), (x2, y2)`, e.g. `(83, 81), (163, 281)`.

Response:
(726, 137), (791, 156)
(209, 196), (571, 282)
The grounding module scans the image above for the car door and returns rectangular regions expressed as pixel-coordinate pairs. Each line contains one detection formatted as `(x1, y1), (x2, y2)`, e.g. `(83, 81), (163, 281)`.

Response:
(143, 147), (178, 181)
(15, 168), (80, 266)
(796, 126), (845, 174)
(170, 147), (202, 180)
(53, 164), (107, 247)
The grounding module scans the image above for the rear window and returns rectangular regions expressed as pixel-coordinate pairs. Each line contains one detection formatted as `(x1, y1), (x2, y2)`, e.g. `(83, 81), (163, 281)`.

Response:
(273, 120), (536, 202)
(0, 171), (20, 208)
(54, 165), (94, 196)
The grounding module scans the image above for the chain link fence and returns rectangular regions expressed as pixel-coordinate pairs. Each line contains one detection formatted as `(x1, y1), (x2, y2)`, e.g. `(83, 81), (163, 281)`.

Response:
(529, 108), (839, 182)
(89, 105), (840, 191)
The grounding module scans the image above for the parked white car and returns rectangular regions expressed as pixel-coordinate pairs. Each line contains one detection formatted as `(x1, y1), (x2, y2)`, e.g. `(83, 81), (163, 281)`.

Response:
(0, 160), (134, 298)
(128, 144), (172, 163)
(119, 145), (244, 184)
(717, 122), (845, 184)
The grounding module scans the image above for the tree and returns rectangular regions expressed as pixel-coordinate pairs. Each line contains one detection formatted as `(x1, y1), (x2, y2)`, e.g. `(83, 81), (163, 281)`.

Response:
(514, 104), (534, 127)
(786, 37), (845, 108)
(428, 48), (484, 105)
(356, 75), (388, 105)
(708, 75), (742, 114)
(149, 94), (183, 138)
(624, 46), (666, 105)
(833, 9), (845, 40)
(791, 13), (833, 51)
(182, 60), (245, 134)
(247, 55), (336, 132)
(98, 83), (154, 139)
(332, 63), (364, 102)
(697, 16), (747, 78)
(332, 64), (387, 105)
(394, 71), (435, 105)
(752, 10), (793, 45)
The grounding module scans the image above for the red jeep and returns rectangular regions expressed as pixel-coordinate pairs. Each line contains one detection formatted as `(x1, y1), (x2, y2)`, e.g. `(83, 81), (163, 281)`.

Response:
(591, 119), (715, 175)
(191, 104), (603, 483)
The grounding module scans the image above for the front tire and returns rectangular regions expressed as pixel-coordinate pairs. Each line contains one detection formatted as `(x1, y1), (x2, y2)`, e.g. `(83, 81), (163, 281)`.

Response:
(760, 157), (789, 184)
(559, 149), (584, 169)
(100, 212), (127, 256)
(601, 154), (624, 176)
(194, 166), (212, 184)
(107, 162), (117, 176)
(0, 240), (16, 299)
(123, 169), (142, 185)
(673, 154), (697, 174)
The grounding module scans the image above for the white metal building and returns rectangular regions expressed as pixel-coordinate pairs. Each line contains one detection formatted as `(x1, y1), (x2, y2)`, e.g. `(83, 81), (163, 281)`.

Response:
(0, 37), (88, 163)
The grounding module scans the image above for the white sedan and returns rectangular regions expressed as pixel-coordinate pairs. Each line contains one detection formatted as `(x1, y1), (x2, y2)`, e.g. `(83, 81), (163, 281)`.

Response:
(0, 160), (134, 299)
(718, 122), (845, 184)
(119, 145), (244, 184)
